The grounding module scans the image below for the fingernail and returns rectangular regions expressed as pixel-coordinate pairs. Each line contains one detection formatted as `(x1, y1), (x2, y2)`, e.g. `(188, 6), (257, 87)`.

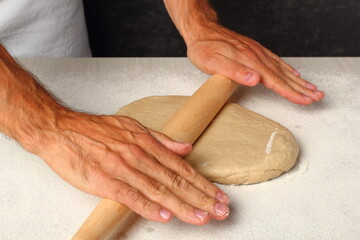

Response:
(313, 91), (324, 101)
(214, 203), (230, 216)
(194, 209), (208, 221)
(216, 192), (229, 204)
(293, 69), (301, 76)
(244, 72), (254, 82)
(306, 83), (318, 90)
(160, 209), (171, 220)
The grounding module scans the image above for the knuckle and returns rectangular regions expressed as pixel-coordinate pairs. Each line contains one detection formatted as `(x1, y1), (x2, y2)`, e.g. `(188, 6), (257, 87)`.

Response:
(142, 133), (157, 144)
(199, 195), (213, 207)
(124, 188), (141, 203)
(149, 182), (168, 196)
(298, 86), (305, 94)
(141, 199), (154, 212)
(179, 161), (198, 180)
(123, 130), (137, 142)
(268, 73), (281, 90)
(104, 115), (119, 126)
(250, 40), (262, 49)
(242, 48), (258, 60)
(117, 115), (133, 125)
(135, 132), (157, 146)
(277, 68), (288, 79)
(202, 182), (216, 194)
(127, 143), (143, 156)
(178, 201), (189, 213)
(171, 175), (190, 191)
(231, 65), (246, 79)
(106, 151), (123, 165)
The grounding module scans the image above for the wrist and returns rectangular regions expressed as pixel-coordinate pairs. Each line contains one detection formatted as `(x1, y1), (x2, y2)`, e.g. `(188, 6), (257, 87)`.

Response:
(13, 97), (70, 155)
(0, 44), (75, 157)
(163, 0), (219, 46)
(180, 21), (220, 47)
(0, 59), (68, 155)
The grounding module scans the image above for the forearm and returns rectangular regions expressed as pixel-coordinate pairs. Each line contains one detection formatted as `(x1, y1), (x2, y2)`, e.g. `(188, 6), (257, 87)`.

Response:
(163, 0), (218, 45)
(0, 45), (66, 153)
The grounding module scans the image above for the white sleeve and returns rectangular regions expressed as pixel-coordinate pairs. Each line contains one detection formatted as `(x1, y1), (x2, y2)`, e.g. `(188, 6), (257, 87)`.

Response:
(0, 0), (92, 57)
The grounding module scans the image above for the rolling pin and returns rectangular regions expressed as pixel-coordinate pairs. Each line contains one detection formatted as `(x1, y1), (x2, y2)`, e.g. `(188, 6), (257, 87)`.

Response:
(72, 74), (238, 240)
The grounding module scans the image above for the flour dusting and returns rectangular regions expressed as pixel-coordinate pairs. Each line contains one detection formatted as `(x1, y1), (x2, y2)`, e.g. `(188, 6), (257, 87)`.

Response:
(265, 128), (278, 154)
(198, 162), (208, 168)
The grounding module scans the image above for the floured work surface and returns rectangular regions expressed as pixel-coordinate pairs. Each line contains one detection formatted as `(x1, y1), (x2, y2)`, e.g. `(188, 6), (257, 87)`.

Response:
(117, 96), (299, 184)
(2, 58), (359, 239)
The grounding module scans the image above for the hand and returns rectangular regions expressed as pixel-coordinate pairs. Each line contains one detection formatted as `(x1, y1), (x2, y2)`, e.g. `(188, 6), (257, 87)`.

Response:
(30, 111), (230, 225)
(0, 43), (229, 225)
(187, 24), (325, 105)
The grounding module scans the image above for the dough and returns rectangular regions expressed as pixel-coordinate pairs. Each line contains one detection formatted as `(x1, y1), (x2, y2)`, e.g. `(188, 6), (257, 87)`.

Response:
(117, 96), (299, 184)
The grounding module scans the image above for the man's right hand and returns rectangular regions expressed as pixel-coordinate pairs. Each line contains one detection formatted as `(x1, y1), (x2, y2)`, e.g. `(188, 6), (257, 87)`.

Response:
(0, 44), (229, 225)
(31, 111), (230, 225)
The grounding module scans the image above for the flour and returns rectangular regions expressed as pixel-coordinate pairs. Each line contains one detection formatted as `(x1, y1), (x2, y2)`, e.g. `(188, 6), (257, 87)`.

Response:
(265, 128), (278, 154)
(198, 162), (209, 168)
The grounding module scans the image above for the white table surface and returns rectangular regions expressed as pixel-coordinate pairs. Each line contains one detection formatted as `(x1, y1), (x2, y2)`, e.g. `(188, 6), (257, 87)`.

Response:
(0, 57), (359, 239)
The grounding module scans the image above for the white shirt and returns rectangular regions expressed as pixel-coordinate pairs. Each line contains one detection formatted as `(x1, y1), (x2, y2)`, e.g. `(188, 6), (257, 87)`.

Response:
(0, 0), (91, 57)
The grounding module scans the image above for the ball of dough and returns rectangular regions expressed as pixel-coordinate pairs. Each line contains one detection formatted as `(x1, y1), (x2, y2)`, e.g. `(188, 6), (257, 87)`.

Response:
(117, 96), (299, 184)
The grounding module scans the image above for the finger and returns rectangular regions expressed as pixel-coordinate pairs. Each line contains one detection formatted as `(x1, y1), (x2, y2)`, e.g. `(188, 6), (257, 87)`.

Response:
(83, 163), (173, 223)
(284, 70), (316, 90)
(122, 144), (229, 220)
(285, 79), (324, 101)
(279, 70), (325, 101)
(284, 72), (323, 97)
(148, 129), (192, 157)
(262, 47), (303, 77)
(98, 149), (208, 224)
(305, 82), (318, 91)
(261, 72), (314, 105)
(241, 58), (315, 105)
(141, 131), (229, 206)
(261, 57), (324, 102)
(112, 159), (212, 225)
(233, 45), (315, 104)
(240, 40), (301, 81)
(246, 42), (292, 76)
(272, 59), (319, 91)
(145, 140), (230, 205)
(207, 54), (260, 86)
(157, 167), (230, 220)
(247, 55), (316, 105)
(291, 68), (301, 77)
(104, 178), (173, 223)
(134, 175), (213, 225)
(104, 123), (230, 207)
(270, 63), (324, 102)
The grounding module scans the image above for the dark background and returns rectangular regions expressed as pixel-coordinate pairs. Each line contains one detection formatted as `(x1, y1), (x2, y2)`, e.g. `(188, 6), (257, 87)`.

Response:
(83, 0), (360, 57)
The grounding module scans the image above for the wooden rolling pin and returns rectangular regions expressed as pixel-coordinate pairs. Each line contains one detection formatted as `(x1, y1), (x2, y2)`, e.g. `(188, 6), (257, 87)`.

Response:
(72, 74), (238, 240)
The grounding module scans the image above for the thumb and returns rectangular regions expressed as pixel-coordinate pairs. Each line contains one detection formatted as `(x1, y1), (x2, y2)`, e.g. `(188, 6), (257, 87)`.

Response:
(147, 129), (192, 157)
(209, 55), (260, 86)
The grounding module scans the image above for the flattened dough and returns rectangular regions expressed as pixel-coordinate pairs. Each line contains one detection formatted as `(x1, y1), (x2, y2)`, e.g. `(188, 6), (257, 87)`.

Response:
(117, 96), (299, 184)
